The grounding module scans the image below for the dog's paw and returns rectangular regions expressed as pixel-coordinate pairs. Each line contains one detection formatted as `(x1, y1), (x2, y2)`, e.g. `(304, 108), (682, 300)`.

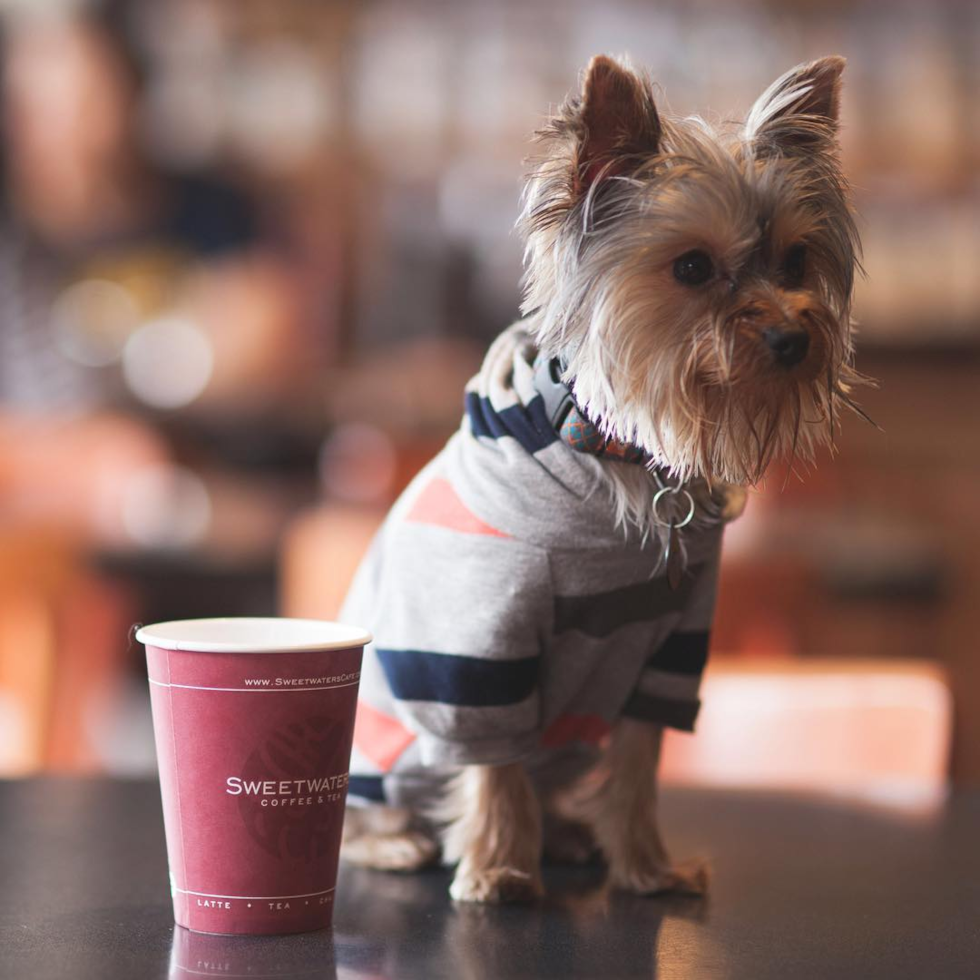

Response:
(450, 866), (544, 904)
(543, 816), (599, 865)
(342, 831), (439, 872)
(609, 857), (709, 897)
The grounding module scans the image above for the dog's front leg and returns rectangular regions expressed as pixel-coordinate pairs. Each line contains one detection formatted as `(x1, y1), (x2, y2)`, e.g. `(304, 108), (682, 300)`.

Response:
(445, 762), (544, 903)
(593, 718), (708, 895)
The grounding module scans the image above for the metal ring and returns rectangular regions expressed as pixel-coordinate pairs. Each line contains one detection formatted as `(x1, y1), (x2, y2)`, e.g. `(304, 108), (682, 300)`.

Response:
(652, 486), (696, 529)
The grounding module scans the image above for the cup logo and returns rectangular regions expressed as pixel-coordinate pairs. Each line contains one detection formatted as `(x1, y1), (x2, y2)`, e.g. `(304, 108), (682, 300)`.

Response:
(233, 715), (350, 861)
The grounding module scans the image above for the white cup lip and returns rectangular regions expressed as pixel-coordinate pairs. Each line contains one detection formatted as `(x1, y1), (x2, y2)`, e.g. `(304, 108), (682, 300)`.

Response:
(135, 617), (372, 653)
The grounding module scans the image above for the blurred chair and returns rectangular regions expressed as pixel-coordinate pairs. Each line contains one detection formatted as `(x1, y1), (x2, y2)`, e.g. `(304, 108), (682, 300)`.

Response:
(281, 503), (385, 621)
(0, 528), (65, 771)
(0, 525), (136, 773)
(282, 418), (456, 621)
(661, 657), (951, 803)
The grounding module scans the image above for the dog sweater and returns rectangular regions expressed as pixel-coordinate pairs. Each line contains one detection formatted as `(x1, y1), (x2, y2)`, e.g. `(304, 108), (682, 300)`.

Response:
(341, 323), (725, 808)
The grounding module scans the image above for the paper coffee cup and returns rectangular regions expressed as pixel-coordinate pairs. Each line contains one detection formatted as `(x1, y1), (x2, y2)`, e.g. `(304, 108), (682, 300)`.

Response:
(137, 617), (370, 935)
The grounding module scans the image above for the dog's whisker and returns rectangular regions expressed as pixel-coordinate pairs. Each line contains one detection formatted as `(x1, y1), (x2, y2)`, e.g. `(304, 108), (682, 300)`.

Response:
(826, 364), (836, 449)
(833, 385), (882, 430)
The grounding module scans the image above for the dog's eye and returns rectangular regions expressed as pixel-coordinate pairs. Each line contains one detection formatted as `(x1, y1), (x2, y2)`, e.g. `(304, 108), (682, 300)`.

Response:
(782, 244), (807, 287)
(673, 250), (714, 287)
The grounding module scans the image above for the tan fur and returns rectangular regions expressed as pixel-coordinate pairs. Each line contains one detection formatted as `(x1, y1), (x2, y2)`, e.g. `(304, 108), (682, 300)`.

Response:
(541, 811), (598, 865)
(577, 720), (708, 895)
(445, 763), (544, 903)
(341, 805), (439, 871)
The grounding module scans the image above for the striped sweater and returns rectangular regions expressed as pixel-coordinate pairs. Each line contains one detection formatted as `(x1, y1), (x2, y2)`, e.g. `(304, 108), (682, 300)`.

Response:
(341, 324), (724, 807)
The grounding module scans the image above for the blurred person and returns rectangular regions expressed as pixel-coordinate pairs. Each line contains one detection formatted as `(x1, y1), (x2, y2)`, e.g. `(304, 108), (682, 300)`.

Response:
(0, 1), (306, 544)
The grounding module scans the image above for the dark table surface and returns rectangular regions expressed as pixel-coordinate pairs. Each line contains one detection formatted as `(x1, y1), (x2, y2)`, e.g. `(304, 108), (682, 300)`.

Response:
(1, 777), (978, 980)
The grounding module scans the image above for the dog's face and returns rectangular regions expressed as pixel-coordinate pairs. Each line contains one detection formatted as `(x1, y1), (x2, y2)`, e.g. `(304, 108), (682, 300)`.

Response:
(520, 56), (864, 486)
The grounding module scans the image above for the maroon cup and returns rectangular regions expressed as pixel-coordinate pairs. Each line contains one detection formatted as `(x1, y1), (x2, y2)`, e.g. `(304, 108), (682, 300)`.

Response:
(137, 617), (370, 936)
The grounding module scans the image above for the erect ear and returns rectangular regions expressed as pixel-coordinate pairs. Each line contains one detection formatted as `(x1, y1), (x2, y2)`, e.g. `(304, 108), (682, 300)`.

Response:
(575, 55), (661, 193)
(744, 56), (845, 154)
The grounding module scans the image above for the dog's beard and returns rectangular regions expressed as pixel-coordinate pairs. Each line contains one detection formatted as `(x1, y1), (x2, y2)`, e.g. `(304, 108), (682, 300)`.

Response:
(679, 300), (857, 486)
(558, 292), (861, 490)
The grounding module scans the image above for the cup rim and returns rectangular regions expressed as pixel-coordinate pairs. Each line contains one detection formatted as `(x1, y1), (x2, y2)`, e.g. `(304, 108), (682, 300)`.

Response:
(135, 617), (372, 653)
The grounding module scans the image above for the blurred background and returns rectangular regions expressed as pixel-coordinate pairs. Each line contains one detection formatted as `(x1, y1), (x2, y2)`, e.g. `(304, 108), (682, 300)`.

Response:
(0, 0), (976, 801)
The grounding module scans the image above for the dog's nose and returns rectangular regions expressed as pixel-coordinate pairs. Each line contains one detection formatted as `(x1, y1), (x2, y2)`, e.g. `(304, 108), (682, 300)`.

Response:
(762, 326), (810, 367)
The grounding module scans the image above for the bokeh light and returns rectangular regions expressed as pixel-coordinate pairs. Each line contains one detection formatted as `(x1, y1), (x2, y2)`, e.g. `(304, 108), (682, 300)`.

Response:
(122, 316), (214, 409)
(120, 463), (212, 549)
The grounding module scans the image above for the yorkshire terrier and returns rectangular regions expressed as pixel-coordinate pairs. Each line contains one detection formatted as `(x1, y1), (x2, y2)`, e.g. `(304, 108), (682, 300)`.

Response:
(340, 54), (865, 903)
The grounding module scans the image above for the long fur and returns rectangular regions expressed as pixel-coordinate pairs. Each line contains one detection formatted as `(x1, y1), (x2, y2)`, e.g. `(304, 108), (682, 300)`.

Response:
(343, 54), (866, 905)
(570, 719), (708, 894)
(444, 764), (544, 903)
(519, 55), (867, 533)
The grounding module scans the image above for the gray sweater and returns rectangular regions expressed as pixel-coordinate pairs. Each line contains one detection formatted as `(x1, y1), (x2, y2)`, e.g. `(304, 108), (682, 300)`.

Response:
(341, 324), (724, 808)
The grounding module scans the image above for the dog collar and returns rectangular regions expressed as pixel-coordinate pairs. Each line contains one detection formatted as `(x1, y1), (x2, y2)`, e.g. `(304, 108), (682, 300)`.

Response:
(532, 356), (649, 465)
(532, 354), (695, 589)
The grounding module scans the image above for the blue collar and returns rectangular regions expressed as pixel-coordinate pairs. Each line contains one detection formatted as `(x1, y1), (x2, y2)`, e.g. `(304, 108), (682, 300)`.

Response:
(532, 356), (650, 465)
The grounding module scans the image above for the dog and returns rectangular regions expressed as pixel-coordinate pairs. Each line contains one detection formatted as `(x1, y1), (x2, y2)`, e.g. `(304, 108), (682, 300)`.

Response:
(340, 53), (866, 903)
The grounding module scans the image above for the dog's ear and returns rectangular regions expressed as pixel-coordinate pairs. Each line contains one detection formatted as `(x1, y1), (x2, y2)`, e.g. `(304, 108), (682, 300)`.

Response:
(744, 56), (844, 155)
(575, 55), (661, 192)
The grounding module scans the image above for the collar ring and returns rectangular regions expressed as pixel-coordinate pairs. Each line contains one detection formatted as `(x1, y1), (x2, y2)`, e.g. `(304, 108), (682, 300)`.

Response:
(653, 486), (695, 529)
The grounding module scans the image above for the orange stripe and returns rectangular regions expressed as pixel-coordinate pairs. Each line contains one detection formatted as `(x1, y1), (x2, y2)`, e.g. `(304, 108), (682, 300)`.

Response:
(353, 700), (416, 772)
(541, 713), (611, 749)
(405, 477), (509, 537)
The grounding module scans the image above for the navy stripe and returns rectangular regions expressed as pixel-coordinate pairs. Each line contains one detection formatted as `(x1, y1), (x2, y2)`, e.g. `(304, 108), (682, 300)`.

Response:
(553, 565), (700, 638)
(465, 391), (558, 455)
(348, 775), (386, 803)
(622, 693), (701, 732)
(649, 630), (711, 676)
(376, 648), (539, 707)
